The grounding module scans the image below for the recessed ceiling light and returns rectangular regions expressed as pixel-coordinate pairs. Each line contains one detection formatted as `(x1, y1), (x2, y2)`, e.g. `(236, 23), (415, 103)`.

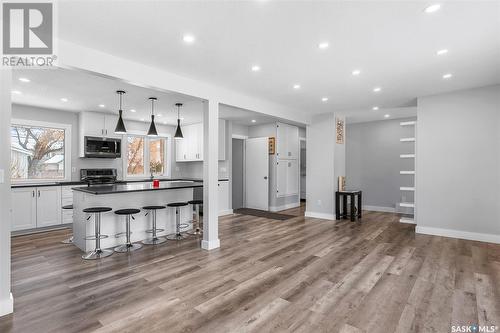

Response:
(98, 104), (105, 108)
(293, 84), (301, 89)
(157, 114), (162, 117)
(372, 106), (379, 111)
(318, 42), (329, 49)
(424, 4), (441, 13)
(60, 98), (68, 102)
(321, 97), (328, 102)
(442, 73), (453, 79)
(373, 87), (382, 92)
(251, 119), (256, 123)
(183, 34), (195, 44)
(18, 77), (30, 83)
(180, 117), (185, 121)
(436, 49), (448, 56)
(140, 118), (145, 122)
(11, 90), (21, 95)
(130, 109), (136, 113)
(163, 121), (167, 125)
(384, 114), (390, 118)
(352, 69), (361, 76)
(251, 65), (261, 72)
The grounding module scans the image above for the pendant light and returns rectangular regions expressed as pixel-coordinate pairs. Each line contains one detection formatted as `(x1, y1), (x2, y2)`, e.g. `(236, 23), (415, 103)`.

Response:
(174, 103), (184, 139)
(114, 90), (127, 134)
(147, 97), (159, 136)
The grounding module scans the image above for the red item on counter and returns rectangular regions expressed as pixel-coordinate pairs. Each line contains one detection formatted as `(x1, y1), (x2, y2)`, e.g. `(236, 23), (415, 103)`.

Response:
(153, 179), (160, 188)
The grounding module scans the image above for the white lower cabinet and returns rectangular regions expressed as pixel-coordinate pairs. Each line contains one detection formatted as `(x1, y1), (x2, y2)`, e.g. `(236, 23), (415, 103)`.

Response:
(11, 186), (62, 231)
(218, 180), (230, 215)
(276, 160), (299, 198)
(11, 188), (37, 231)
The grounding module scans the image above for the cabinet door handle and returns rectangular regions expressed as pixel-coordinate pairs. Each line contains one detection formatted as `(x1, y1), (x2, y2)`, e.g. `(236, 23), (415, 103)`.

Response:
(32, 190), (35, 197)
(38, 190), (40, 197)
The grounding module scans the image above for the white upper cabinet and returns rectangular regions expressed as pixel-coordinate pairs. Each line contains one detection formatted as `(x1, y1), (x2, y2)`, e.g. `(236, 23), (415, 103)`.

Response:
(276, 122), (299, 160)
(175, 119), (226, 162)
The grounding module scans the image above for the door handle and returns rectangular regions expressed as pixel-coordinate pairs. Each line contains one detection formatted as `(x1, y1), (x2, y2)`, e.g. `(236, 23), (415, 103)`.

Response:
(264, 176), (268, 180)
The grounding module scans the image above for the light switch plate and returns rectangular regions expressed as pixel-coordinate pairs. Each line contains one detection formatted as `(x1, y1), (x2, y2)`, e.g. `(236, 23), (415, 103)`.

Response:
(0, 169), (4, 184)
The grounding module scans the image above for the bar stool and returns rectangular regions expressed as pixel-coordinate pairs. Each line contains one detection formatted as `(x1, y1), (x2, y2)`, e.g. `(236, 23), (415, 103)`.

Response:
(166, 202), (189, 240)
(61, 204), (74, 244)
(187, 200), (203, 235)
(82, 207), (113, 260)
(142, 205), (167, 245)
(114, 208), (142, 253)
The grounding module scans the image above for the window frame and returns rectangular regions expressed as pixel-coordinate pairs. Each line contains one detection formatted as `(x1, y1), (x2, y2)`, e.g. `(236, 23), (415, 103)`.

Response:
(123, 131), (171, 180)
(10, 119), (72, 184)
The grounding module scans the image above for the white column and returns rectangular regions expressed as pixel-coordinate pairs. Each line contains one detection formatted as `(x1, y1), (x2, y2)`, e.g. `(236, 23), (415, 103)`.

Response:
(202, 99), (220, 250)
(0, 69), (13, 317)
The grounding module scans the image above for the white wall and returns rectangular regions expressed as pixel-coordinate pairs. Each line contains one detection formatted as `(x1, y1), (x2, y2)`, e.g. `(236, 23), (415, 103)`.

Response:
(416, 85), (500, 243)
(0, 70), (13, 316)
(305, 113), (345, 219)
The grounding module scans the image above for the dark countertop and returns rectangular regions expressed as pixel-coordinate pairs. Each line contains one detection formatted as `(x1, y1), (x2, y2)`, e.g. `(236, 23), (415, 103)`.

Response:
(73, 181), (204, 195)
(11, 177), (229, 188)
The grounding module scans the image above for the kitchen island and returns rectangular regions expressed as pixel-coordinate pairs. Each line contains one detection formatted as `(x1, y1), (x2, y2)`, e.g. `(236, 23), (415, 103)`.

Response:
(72, 181), (203, 252)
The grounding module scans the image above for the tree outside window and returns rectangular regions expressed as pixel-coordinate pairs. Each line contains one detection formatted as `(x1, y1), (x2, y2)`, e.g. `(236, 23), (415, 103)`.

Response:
(11, 125), (65, 180)
(127, 136), (144, 175)
(149, 138), (164, 175)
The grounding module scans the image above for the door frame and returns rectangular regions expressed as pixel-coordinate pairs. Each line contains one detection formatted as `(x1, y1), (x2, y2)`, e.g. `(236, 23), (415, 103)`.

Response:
(231, 135), (247, 209)
(299, 137), (306, 201)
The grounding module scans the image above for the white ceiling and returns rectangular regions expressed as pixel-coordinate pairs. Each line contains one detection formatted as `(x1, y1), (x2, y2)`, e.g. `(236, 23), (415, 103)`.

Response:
(11, 68), (283, 126)
(56, 0), (500, 118)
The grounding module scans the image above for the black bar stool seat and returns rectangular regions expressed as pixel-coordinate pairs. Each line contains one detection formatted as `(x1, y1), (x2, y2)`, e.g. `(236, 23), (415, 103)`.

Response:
(142, 205), (167, 245)
(114, 208), (142, 253)
(82, 206), (113, 260)
(61, 204), (74, 244)
(187, 200), (203, 236)
(167, 202), (189, 240)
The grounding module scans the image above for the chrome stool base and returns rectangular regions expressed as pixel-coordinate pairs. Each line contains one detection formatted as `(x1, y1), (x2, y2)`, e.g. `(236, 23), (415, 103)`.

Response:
(167, 233), (189, 241)
(61, 236), (74, 244)
(82, 249), (113, 260)
(142, 236), (167, 245)
(114, 243), (143, 253)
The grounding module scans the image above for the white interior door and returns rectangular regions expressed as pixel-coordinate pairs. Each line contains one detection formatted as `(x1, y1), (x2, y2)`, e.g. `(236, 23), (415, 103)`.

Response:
(245, 137), (269, 210)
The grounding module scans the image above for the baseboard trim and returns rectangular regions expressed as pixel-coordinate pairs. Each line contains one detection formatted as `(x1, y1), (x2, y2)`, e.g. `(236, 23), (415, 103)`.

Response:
(0, 293), (13, 317)
(304, 211), (336, 221)
(362, 205), (396, 213)
(219, 209), (233, 217)
(416, 226), (500, 244)
(269, 202), (300, 212)
(201, 238), (220, 250)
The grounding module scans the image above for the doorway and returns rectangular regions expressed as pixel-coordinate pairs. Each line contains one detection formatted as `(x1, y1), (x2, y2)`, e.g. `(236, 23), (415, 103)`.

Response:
(232, 138), (245, 210)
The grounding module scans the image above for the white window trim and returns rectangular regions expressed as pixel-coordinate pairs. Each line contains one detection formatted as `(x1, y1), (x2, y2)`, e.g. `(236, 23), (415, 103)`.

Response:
(11, 119), (72, 184)
(123, 132), (172, 180)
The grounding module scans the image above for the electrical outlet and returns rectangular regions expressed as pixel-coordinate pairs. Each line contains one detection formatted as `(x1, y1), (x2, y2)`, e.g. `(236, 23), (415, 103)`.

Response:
(175, 166), (180, 172)
(317, 199), (322, 206)
(72, 167), (76, 173)
(0, 169), (4, 184)
(220, 167), (227, 172)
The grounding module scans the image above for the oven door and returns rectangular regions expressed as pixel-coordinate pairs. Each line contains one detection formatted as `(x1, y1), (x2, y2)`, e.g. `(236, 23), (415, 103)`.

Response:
(84, 136), (121, 158)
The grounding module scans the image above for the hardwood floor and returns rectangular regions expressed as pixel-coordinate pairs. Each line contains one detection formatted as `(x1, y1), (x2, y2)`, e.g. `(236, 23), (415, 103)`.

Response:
(1, 208), (499, 333)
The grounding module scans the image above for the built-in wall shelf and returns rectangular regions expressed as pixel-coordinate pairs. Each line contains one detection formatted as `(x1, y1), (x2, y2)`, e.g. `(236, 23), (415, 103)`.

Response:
(400, 121), (416, 126)
(399, 120), (417, 224)
(399, 217), (415, 224)
(400, 187), (415, 191)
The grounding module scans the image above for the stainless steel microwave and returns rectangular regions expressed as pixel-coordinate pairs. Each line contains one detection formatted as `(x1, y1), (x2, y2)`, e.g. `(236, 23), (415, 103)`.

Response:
(84, 136), (121, 158)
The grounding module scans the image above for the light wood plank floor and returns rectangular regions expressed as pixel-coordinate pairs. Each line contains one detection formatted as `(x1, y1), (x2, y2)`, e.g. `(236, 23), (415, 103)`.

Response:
(1, 208), (499, 333)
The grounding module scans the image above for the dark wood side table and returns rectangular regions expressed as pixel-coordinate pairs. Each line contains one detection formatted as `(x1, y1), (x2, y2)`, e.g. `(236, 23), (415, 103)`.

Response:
(335, 190), (362, 221)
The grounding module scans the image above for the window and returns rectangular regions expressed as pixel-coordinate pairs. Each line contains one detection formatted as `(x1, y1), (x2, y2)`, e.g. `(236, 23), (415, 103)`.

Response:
(127, 136), (145, 175)
(10, 120), (71, 182)
(126, 135), (169, 178)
